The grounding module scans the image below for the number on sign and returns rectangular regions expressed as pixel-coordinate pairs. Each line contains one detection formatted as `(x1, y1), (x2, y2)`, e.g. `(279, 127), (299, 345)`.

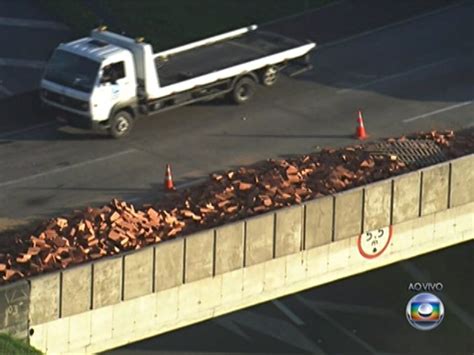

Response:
(357, 226), (392, 259)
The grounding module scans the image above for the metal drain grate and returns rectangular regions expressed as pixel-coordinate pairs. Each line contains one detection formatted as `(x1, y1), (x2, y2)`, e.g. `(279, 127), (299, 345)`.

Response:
(366, 139), (447, 168)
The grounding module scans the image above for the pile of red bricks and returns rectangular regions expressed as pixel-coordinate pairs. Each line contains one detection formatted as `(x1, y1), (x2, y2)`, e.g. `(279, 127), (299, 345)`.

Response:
(409, 129), (474, 158)
(1, 129), (472, 284)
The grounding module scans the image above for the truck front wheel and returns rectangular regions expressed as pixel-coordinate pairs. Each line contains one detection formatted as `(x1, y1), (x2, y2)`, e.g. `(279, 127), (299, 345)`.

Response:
(232, 77), (256, 104)
(109, 111), (134, 139)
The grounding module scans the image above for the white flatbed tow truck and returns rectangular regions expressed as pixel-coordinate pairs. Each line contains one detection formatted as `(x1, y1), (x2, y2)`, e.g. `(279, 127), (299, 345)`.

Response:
(40, 25), (316, 138)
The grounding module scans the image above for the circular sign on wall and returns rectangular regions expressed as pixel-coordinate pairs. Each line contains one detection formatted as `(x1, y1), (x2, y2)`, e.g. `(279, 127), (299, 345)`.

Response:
(357, 225), (393, 259)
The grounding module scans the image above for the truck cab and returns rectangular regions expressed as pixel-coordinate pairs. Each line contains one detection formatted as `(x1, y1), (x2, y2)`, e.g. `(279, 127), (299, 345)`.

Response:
(41, 31), (139, 136)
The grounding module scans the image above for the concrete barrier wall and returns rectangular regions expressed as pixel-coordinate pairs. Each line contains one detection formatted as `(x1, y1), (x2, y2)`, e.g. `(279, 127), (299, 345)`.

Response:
(392, 171), (421, 224)
(334, 188), (363, 240)
(123, 247), (154, 300)
(29, 273), (59, 326)
(154, 238), (184, 291)
(421, 164), (450, 215)
(30, 200), (474, 353)
(304, 196), (333, 248)
(184, 230), (214, 283)
(0, 280), (29, 340)
(245, 213), (274, 266)
(215, 222), (245, 275)
(450, 155), (474, 207)
(61, 264), (91, 317)
(1, 155), (473, 352)
(92, 256), (122, 309)
(275, 205), (303, 257)
(364, 180), (392, 231)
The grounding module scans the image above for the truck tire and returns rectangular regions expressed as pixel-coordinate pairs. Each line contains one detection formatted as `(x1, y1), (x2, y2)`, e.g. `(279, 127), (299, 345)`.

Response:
(261, 66), (279, 87)
(232, 77), (256, 104)
(109, 110), (134, 139)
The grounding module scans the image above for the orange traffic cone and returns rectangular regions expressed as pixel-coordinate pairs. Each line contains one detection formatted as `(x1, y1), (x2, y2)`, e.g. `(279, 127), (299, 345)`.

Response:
(164, 164), (175, 191)
(356, 110), (368, 140)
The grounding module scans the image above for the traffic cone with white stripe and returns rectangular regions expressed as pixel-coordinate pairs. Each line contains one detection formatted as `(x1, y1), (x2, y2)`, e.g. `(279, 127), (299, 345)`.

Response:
(164, 164), (175, 191)
(355, 110), (368, 140)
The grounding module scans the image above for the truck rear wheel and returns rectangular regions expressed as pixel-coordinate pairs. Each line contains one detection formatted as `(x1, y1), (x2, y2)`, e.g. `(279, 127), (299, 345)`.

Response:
(232, 77), (256, 104)
(262, 66), (279, 87)
(109, 111), (134, 139)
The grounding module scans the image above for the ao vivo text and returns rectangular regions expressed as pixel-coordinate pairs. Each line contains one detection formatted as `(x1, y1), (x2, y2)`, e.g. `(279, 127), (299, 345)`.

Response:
(408, 282), (444, 292)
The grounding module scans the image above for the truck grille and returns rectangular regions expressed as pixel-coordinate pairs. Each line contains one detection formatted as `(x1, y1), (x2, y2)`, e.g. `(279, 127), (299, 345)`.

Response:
(42, 89), (88, 112)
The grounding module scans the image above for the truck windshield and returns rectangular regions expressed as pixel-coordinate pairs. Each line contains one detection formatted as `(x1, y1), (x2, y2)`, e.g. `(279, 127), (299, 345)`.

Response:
(44, 49), (100, 93)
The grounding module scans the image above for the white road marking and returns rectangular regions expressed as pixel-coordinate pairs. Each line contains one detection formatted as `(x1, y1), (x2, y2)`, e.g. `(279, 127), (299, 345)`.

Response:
(337, 57), (455, 94)
(213, 318), (252, 341)
(263, 0), (346, 26)
(176, 177), (207, 189)
(403, 101), (473, 123)
(319, 1), (467, 49)
(0, 149), (137, 188)
(232, 310), (326, 354)
(310, 300), (397, 318)
(0, 84), (13, 96)
(0, 58), (46, 69)
(0, 16), (68, 30)
(272, 300), (305, 326)
(296, 295), (378, 354)
(0, 122), (56, 138)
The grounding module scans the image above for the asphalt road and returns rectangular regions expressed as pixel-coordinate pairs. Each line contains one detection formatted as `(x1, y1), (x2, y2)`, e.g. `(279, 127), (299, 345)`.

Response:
(0, 0), (71, 134)
(107, 241), (474, 355)
(0, 0), (473, 232)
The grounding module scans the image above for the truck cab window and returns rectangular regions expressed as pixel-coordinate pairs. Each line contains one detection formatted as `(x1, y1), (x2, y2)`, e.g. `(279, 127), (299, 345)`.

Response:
(102, 62), (125, 83)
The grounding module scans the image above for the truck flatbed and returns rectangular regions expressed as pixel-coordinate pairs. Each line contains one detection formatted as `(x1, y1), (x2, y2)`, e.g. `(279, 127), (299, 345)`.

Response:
(157, 29), (308, 87)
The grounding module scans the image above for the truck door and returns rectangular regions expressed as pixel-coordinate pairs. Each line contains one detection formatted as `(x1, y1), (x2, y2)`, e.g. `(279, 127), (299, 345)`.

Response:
(94, 60), (134, 122)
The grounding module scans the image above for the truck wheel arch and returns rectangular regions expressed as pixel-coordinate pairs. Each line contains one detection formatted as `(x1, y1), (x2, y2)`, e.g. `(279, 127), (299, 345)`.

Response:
(109, 104), (137, 122)
(231, 72), (259, 88)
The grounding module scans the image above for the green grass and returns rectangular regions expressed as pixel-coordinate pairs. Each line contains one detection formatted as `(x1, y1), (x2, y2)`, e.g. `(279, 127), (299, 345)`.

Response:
(0, 334), (42, 355)
(39, 0), (332, 50)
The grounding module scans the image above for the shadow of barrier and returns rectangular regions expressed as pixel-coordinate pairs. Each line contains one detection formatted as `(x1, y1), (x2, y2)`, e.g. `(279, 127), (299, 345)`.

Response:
(1, 153), (473, 353)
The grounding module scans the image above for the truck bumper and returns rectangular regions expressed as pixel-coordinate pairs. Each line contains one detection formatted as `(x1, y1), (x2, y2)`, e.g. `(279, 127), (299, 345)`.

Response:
(45, 105), (108, 132)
